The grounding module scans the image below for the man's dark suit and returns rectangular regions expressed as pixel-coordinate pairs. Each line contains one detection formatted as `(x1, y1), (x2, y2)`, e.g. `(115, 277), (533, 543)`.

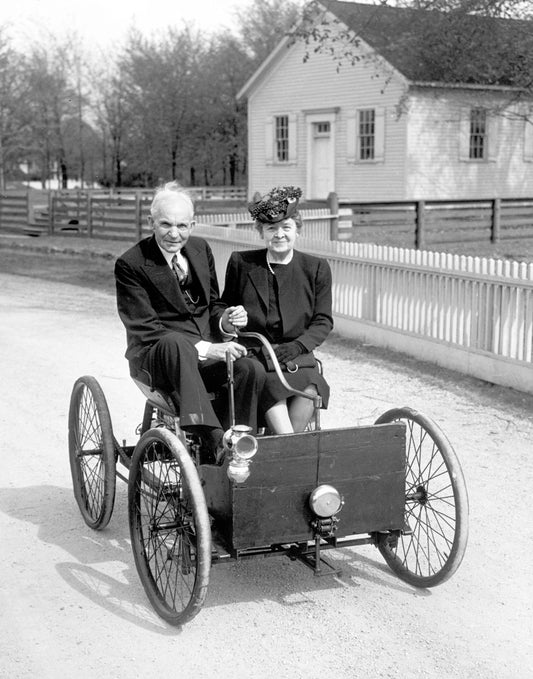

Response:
(115, 234), (264, 432)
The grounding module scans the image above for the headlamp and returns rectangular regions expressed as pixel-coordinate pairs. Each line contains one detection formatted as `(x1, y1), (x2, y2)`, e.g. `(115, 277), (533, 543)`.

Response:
(309, 484), (343, 518)
(224, 425), (258, 483)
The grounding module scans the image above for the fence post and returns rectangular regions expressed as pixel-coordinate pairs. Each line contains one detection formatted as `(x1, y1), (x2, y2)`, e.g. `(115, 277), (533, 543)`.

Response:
(25, 190), (30, 230)
(491, 198), (501, 244)
(135, 191), (143, 240)
(327, 191), (339, 240)
(50, 192), (55, 235)
(86, 193), (93, 238)
(415, 200), (426, 250)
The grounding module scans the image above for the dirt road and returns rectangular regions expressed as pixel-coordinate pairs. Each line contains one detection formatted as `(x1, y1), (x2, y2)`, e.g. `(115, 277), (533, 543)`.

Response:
(1, 247), (532, 679)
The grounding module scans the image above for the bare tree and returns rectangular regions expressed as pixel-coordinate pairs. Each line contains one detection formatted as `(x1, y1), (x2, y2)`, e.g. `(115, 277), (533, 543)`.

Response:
(25, 36), (79, 188)
(90, 55), (130, 187)
(0, 29), (31, 189)
(235, 0), (304, 67)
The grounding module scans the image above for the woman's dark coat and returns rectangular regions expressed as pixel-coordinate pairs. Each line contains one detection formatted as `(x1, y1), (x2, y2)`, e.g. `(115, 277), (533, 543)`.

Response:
(222, 248), (333, 350)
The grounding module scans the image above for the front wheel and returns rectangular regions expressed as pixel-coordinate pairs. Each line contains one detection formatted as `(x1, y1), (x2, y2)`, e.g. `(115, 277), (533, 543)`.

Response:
(375, 407), (468, 588)
(128, 428), (211, 626)
(68, 376), (116, 529)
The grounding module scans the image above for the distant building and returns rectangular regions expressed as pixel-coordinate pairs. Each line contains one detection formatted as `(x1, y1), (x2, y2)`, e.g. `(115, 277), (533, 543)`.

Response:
(237, 0), (533, 201)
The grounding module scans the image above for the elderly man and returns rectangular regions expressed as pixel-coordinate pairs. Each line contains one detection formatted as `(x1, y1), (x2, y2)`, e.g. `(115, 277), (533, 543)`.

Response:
(114, 181), (265, 457)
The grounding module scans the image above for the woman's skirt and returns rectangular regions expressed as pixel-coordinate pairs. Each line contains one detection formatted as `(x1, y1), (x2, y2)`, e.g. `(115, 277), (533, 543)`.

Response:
(258, 361), (330, 413)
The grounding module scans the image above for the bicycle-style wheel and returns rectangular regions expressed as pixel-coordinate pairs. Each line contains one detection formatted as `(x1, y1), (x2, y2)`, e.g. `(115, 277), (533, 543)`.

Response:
(68, 376), (116, 529)
(375, 407), (468, 587)
(128, 427), (211, 626)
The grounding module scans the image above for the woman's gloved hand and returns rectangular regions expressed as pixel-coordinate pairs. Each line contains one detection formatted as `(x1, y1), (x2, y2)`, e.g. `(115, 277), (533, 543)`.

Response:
(274, 341), (304, 363)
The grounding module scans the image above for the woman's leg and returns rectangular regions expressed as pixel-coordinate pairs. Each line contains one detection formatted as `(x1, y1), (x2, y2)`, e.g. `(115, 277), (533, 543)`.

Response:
(288, 386), (318, 432)
(264, 401), (294, 434)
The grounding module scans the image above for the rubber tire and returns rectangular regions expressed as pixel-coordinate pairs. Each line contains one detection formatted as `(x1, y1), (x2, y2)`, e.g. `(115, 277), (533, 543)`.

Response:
(375, 407), (469, 588)
(68, 376), (116, 529)
(128, 427), (211, 626)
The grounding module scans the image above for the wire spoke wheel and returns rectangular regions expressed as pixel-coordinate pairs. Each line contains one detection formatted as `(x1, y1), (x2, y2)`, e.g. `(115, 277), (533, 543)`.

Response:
(375, 407), (468, 587)
(68, 376), (116, 529)
(128, 428), (211, 626)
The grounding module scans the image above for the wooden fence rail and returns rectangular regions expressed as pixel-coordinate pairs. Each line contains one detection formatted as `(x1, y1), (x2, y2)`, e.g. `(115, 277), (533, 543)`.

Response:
(1, 190), (533, 248)
(337, 199), (533, 248)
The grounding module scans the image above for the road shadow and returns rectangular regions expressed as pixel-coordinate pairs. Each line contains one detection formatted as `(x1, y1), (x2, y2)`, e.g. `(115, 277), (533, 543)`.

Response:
(0, 483), (427, 632)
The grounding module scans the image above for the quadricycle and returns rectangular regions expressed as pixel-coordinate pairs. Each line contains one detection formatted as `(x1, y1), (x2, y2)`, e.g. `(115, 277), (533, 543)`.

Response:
(68, 331), (468, 626)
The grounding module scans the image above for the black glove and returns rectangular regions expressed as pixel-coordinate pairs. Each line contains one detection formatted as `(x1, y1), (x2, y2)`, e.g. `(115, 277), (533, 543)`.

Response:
(274, 341), (304, 363)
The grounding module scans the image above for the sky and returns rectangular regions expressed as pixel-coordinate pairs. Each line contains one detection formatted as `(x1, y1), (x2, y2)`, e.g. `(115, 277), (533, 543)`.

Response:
(1, 0), (256, 50)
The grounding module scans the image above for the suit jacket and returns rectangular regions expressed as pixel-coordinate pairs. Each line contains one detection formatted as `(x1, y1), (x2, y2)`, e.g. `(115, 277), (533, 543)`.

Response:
(222, 248), (333, 351)
(115, 235), (226, 372)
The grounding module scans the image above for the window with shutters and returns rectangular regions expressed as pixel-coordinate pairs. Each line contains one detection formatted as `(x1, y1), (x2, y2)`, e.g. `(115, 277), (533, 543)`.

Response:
(265, 113), (297, 165)
(275, 115), (289, 162)
(347, 107), (384, 163)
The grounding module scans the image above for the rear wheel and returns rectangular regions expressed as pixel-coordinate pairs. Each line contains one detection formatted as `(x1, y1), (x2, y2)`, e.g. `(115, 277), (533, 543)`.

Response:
(68, 376), (116, 529)
(375, 407), (468, 587)
(128, 427), (211, 626)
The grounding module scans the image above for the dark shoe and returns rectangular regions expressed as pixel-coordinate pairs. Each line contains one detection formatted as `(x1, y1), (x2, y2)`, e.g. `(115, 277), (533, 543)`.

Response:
(193, 427), (224, 465)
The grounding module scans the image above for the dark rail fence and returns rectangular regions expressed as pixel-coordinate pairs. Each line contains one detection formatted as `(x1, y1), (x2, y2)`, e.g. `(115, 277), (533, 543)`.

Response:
(329, 196), (533, 248)
(1, 189), (533, 248)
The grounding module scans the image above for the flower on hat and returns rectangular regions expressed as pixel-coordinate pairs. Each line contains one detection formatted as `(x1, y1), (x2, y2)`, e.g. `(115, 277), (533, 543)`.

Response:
(248, 186), (302, 223)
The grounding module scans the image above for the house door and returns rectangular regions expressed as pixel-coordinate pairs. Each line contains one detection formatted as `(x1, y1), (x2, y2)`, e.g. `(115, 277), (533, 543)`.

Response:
(308, 120), (334, 199)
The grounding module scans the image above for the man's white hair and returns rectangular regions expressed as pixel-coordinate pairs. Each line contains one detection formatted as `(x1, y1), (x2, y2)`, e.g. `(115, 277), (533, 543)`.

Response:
(150, 181), (194, 217)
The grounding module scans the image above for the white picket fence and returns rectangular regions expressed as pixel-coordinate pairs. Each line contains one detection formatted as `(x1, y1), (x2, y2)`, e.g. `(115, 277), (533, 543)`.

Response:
(195, 223), (533, 394)
(198, 208), (335, 240)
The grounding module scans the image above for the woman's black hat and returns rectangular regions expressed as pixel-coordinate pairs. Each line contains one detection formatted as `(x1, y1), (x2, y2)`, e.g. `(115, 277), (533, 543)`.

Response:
(247, 186), (302, 224)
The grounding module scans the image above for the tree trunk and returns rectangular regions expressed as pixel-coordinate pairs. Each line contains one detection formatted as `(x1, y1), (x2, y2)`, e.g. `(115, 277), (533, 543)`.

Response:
(60, 159), (68, 189)
(229, 154), (237, 186)
(0, 138), (5, 191)
(171, 148), (177, 181)
(115, 154), (122, 187)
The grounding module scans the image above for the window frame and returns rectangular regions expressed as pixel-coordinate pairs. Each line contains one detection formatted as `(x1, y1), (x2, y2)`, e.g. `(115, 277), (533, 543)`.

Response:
(347, 106), (385, 164)
(275, 114), (289, 163)
(265, 113), (297, 166)
(358, 108), (376, 161)
(469, 108), (487, 160)
(460, 107), (498, 163)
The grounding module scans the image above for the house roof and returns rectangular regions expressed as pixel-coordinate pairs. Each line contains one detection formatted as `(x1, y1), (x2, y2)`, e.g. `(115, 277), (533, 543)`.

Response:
(237, 0), (533, 101)
(320, 0), (533, 87)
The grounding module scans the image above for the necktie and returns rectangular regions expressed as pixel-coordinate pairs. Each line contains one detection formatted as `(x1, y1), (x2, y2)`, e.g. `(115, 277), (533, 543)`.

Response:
(171, 254), (187, 284)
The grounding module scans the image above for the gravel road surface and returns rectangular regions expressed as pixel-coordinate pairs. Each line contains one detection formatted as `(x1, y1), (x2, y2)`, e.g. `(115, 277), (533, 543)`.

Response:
(1, 244), (532, 679)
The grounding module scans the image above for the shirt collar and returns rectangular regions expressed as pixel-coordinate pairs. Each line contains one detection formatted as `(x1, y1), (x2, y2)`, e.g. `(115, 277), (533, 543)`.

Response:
(156, 243), (188, 270)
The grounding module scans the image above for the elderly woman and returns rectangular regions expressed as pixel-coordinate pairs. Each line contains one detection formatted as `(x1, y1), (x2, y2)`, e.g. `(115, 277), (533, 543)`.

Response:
(222, 186), (333, 434)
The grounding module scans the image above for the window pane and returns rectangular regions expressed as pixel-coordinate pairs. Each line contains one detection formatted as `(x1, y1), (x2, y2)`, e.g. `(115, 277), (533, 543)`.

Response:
(275, 115), (289, 162)
(315, 122), (330, 135)
(469, 108), (486, 159)
(358, 109), (375, 160)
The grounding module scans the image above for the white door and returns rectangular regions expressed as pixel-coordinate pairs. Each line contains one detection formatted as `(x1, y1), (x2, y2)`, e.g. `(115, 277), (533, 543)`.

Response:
(309, 121), (334, 199)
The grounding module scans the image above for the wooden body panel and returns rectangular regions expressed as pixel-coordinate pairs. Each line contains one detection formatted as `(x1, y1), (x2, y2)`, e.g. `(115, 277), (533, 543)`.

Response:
(201, 423), (405, 551)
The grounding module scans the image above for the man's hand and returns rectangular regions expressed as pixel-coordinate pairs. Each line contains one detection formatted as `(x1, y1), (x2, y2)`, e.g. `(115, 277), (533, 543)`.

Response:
(221, 305), (248, 333)
(205, 341), (247, 361)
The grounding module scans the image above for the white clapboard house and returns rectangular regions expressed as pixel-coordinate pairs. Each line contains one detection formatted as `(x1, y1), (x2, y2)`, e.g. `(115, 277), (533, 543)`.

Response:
(237, 0), (533, 201)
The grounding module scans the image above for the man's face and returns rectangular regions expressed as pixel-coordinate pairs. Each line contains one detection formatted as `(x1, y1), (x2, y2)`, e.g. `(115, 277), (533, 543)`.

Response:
(149, 194), (195, 254)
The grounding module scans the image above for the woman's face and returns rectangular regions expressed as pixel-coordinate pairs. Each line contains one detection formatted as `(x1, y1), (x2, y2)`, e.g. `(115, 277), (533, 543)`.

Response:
(261, 218), (299, 256)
